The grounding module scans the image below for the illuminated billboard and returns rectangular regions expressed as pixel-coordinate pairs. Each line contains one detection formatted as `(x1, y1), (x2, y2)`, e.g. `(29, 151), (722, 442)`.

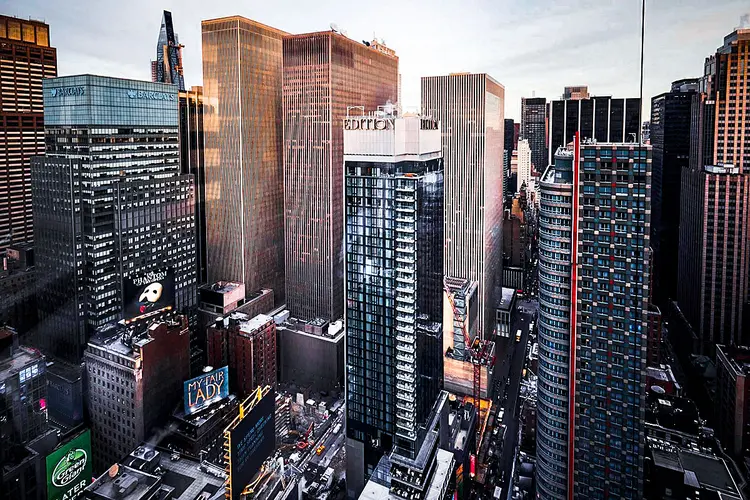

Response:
(184, 366), (229, 415)
(123, 268), (175, 323)
(46, 429), (92, 500)
(227, 389), (275, 500)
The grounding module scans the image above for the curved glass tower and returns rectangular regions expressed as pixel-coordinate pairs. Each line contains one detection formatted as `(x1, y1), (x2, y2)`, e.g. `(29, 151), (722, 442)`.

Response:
(536, 148), (574, 499)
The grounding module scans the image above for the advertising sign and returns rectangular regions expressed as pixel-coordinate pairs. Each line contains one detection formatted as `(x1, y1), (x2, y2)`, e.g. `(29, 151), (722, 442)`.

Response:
(122, 268), (175, 323)
(184, 366), (229, 415)
(228, 390), (275, 500)
(46, 430), (92, 500)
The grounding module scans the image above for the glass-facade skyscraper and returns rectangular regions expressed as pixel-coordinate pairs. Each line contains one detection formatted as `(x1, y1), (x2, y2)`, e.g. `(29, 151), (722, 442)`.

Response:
(32, 75), (197, 363)
(283, 33), (399, 322)
(521, 96), (547, 173)
(537, 141), (651, 499)
(0, 16), (57, 256)
(344, 112), (444, 497)
(151, 11), (185, 91)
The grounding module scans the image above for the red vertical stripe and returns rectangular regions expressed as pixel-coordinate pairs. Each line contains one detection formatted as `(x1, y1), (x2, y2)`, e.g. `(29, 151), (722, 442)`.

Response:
(568, 131), (580, 500)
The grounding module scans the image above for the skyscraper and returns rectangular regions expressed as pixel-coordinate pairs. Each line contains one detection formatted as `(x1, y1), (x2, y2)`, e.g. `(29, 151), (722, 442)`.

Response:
(151, 11), (185, 91)
(547, 95), (641, 165)
(344, 111), (444, 496)
(537, 141), (651, 499)
(32, 75), (197, 364)
(677, 165), (749, 353)
(517, 138), (532, 192)
(503, 118), (515, 200)
(650, 79), (698, 307)
(0, 16), (56, 256)
(562, 85), (589, 100)
(179, 86), (207, 285)
(707, 26), (750, 173)
(520, 96), (546, 172)
(283, 32), (398, 322)
(201, 17), (287, 305)
(421, 73), (504, 340)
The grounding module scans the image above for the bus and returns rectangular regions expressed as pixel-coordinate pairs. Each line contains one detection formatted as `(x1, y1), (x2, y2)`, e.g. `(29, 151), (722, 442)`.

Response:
(515, 329), (522, 343)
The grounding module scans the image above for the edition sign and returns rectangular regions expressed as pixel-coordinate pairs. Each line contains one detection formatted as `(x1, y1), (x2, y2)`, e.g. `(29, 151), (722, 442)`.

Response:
(344, 117), (393, 130)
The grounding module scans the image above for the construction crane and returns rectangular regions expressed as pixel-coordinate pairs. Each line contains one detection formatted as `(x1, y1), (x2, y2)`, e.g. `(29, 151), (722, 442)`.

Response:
(296, 422), (314, 450)
(444, 283), (495, 420)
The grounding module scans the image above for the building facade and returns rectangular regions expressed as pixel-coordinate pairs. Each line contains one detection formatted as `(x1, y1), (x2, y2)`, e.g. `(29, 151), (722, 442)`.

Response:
(84, 316), (190, 472)
(517, 138), (532, 192)
(206, 312), (276, 398)
(283, 33), (399, 322)
(0, 16), (57, 256)
(562, 86), (589, 100)
(343, 112), (444, 496)
(0, 244), (36, 335)
(520, 96), (546, 173)
(179, 86), (206, 285)
(649, 79), (698, 307)
(201, 17), (287, 304)
(537, 141), (651, 499)
(547, 95), (641, 165)
(677, 165), (749, 353)
(32, 75), (197, 364)
(715, 344), (750, 458)
(151, 11), (185, 91)
(422, 73), (504, 340)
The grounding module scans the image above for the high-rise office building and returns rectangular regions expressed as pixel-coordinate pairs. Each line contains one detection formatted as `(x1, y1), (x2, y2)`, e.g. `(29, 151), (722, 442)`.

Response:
(650, 79), (699, 307)
(151, 11), (185, 91)
(202, 17), (287, 306)
(179, 86), (206, 285)
(547, 95), (641, 165)
(503, 118), (516, 200)
(422, 73), (504, 340)
(537, 141), (651, 499)
(677, 164), (749, 353)
(517, 138), (532, 192)
(705, 26), (750, 173)
(84, 316), (190, 472)
(520, 96), (546, 172)
(32, 75), (197, 364)
(0, 16), (57, 256)
(344, 111), (444, 496)
(563, 85), (589, 100)
(283, 33), (399, 322)
(715, 344), (750, 458)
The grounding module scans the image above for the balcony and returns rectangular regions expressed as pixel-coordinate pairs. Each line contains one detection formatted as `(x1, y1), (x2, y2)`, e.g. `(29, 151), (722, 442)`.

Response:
(396, 314), (415, 323)
(396, 334), (415, 345)
(396, 256), (415, 264)
(396, 382), (414, 393)
(396, 390), (415, 403)
(397, 363), (415, 374)
(396, 353), (415, 364)
(396, 342), (415, 354)
(396, 295), (415, 304)
(396, 305), (415, 314)
(396, 372), (415, 384)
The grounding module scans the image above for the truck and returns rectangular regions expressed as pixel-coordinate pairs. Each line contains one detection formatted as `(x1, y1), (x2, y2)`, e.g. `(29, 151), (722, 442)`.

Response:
(332, 423), (342, 434)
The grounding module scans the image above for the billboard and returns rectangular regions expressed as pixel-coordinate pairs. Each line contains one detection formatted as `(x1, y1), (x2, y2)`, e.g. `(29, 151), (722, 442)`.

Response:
(46, 430), (92, 500)
(228, 389), (275, 500)
(184, 366), (229, 415)
(123, 268), (175, 323)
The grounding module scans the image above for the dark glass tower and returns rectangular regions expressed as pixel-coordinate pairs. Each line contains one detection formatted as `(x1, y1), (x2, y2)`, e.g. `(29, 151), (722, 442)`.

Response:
(537, 142), (651, 499)
(547, 95), (641, 165)
(152, 11), (185, 91)
(32, 75), (197, 364)
(344, 112), (444, 496)
(521, 96), (547, 171)
(649, 79), (698, 307)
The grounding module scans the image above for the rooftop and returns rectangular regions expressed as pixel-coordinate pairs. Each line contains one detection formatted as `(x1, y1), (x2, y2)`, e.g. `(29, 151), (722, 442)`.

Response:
(88, 315), (184, 359)
(716, 344), (750, 376)
(203, 281), (243, 294)
(498, 287), (516, 311)
(0, 344), (43, 383)
(238, 313), (274, 335)
(277, 317), (345, 341)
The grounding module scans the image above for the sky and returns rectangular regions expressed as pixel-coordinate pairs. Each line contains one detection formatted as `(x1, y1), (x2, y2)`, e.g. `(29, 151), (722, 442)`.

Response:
(3, 0), (748, 120)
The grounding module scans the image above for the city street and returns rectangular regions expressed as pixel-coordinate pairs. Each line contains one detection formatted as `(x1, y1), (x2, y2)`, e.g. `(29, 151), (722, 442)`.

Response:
(486, 297), (537, 498)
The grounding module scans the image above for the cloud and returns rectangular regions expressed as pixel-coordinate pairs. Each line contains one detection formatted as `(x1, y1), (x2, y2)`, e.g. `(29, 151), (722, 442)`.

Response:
(3, 0), (748, 120)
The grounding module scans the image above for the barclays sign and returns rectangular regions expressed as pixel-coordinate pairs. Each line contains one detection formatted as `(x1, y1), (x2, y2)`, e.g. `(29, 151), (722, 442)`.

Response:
(49, 86), (85, 97)
(127, 89), (176, 101)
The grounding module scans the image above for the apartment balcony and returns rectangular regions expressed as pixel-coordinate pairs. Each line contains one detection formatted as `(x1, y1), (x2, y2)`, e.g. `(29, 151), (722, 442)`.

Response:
(396, 334), (415, 345)
(396, 305), (415, 315)
(396, 314), (415, 324)
(396, 372), (416, 384)
(396, 342), (416, 354)
(397, 363), (415, 374)
(396, 390), (415, 403)
(396, 353), (415, 364)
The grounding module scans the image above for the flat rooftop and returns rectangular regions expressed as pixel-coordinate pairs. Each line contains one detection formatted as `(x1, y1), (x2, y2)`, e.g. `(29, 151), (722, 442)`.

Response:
(202, 281), (243, 294)
(717, 344), (750, 376)
(498, 287), (516, 311)
(0, 345), (43, 382)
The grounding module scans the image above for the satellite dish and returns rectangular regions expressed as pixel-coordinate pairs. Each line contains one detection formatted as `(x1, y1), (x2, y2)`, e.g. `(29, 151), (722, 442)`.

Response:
(330, 23), (339, 33)
(651, 385), (666, 394)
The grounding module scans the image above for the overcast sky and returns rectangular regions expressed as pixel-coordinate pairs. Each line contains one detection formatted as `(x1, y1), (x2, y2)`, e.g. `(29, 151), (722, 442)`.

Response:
(3, 0), (748, 120)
